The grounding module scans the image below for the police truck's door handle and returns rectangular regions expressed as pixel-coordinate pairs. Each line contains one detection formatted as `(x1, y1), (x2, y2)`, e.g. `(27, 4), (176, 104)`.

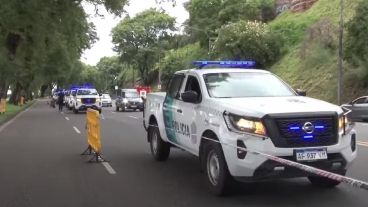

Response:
(177, 109), (183, 113)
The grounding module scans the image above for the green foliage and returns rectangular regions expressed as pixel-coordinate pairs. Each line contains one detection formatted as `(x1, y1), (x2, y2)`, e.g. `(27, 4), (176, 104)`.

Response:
(111, 9), (176, 85)
(0, 0), (127, 101)
(159, 42), (208, 86)
(187, 0), (276, 48)
(214, 20), (281, 67)
(271, 0), (364, 104)
(269, 0), (358, 51)
(345, 0), (368, 82)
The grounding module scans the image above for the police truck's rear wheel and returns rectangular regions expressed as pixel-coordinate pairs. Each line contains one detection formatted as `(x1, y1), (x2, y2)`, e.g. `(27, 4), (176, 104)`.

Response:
(202, 141), (231, 196)
(116, 106), (119, 112)
(308, 171), (345, 188)
(149, 125), (170, 161)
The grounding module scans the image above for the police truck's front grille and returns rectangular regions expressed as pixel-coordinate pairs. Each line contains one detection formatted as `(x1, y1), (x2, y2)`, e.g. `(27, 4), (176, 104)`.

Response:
(263, 113), (338, 148)
(81, 98), (96, 104)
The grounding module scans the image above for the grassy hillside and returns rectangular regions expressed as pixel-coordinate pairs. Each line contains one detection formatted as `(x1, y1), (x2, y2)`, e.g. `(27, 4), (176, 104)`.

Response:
(270, 0), (365, 104)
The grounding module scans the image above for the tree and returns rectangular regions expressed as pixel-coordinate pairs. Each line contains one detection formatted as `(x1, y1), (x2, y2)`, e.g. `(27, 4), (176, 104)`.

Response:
(214, 20), (281, 67)
(0, 0), (127, 102)
(96, 56), (124, 91)
(111, 9), (176, 85)
(345, 0), (368, 82)
(159, 42), (208, 88)
(186, 0), (276, 49)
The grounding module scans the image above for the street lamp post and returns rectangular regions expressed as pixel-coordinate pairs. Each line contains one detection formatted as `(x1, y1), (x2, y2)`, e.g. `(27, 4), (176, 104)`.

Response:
(337, 0), (344, 105)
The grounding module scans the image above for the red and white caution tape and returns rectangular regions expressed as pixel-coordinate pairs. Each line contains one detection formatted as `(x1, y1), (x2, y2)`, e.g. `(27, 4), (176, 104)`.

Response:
(147, 124), (368, 191)
(201, 136), (368, 191)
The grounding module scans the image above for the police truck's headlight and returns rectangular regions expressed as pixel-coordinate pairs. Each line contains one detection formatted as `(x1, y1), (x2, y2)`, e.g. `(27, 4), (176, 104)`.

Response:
(339, 115), (350, 135)
(77, 98), (81, 102)
(123, 98), (128, 103)
(224, 112), (267, 137)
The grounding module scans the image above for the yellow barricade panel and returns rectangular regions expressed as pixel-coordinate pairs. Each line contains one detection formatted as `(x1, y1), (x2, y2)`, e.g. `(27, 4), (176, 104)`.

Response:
(87, 109), (101, 153)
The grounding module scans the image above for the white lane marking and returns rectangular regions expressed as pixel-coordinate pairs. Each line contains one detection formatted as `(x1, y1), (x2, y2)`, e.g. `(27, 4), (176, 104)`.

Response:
(100, 114), (105, 120)
(0, 103), (35, 133)
(129, 116), (139, 119)
(102, 162), (117, 175)
(65, 117), (70, 121)
(357, 141), (368, 147)
(73, 126), (81, 134)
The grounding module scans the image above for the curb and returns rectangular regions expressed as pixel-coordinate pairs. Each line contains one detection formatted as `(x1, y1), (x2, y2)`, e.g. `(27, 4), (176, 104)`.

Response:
(0, 100), (36, 127)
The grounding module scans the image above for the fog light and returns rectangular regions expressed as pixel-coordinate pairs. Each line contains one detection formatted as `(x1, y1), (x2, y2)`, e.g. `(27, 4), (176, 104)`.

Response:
(351, 134), (356, 152)
(332, 162), (342, 170)
(274, 166), (285, 171)
(237, 140), (247, 159)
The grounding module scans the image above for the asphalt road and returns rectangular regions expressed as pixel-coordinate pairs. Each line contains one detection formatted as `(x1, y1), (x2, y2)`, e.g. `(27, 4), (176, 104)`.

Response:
(0, 100), (368, 207)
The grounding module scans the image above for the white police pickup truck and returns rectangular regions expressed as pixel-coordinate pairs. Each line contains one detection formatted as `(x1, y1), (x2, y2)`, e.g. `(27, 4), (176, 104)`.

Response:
(72, 88), (102, 114)
(143, 61), (357, 195)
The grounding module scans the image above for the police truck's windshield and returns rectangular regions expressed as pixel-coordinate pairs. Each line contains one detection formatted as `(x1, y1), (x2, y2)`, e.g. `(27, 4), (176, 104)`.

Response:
(204, 72), (295, 98)
(77, 89), (98, 95)
(125, 92), (139, 98)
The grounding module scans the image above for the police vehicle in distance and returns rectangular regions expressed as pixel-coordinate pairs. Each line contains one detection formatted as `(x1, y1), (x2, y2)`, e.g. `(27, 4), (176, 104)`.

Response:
(72, 86), (102, 114)
(143, 61), (357, 195)
(116, 89), (144, 112)
(66, 89), (77, 110)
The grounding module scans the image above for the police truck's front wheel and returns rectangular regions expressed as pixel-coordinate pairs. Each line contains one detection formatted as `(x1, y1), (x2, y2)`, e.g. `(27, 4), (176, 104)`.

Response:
(202, 141), (232, 196)
(149, 125), (170, 161)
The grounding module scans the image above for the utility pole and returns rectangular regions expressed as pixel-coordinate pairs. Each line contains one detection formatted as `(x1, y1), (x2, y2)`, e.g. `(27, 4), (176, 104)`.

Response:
(337, 0), (344, 105)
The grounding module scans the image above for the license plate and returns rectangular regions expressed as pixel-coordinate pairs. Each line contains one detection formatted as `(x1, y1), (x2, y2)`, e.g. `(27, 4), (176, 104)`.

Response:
(131, 105), (137, 108)
(295, 148), (328, 161)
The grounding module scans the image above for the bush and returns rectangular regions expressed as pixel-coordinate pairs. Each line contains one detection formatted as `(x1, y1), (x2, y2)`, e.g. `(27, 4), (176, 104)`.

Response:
(213, 20), (282, 67)
(158, 43), (208, 88)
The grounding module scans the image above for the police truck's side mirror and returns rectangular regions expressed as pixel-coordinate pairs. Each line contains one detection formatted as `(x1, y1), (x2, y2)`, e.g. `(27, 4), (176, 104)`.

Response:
(181, 91), (199, 103)
(296, 89), (307, 96)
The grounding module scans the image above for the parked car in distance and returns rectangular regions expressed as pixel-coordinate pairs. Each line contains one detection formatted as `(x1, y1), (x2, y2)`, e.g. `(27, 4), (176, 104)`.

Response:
(341, 96), (368, 122)
(101, 94), (112, 107)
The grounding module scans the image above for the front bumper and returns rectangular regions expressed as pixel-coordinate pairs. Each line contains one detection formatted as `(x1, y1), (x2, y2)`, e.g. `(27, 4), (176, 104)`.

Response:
(102, 102), (112, 107)
(124, 102), (144, 110)
(221, 130), (357, 180)
(75, 103), (101, 111)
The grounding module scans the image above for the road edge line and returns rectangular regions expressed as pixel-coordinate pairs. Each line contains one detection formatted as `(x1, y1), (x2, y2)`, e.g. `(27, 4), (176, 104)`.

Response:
(0, 100), (36, 133)
(102, 162), (117, 175)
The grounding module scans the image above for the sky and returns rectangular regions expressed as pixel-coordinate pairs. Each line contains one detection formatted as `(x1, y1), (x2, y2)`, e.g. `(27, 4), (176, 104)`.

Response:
(81, 0), (189, 66)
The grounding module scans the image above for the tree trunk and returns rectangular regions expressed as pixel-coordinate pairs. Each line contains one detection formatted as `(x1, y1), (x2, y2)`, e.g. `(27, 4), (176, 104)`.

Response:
(40, 84), (48, 97)
(9, 82), (21, 105)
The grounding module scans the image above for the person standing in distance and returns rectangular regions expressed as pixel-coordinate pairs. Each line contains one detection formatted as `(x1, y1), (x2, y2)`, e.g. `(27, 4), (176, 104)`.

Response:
(57, 90), (65, 112)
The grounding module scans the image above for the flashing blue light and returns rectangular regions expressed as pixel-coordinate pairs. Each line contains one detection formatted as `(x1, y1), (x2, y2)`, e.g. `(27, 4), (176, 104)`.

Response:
(70, 83), (95, 90)
(315, 125), (325, 129)
(303, 135), (314, 139)
(193, 60), (256, 69)
(289, 126), (300, 130)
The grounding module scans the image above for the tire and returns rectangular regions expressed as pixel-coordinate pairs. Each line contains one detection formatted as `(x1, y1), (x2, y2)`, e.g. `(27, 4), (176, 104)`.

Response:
(98, 109), (102, 114)
(308, 171), (345, 188)
(122, 106), (126, 112)
(73, 108), (78, 114)
(202, 141), (232, 196)
(116, 106), (119, 112)
(149, 125), (170, 161)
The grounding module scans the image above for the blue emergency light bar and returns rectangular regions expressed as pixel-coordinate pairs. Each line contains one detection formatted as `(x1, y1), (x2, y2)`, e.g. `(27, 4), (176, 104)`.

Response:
(69, 83), (94, 90)
(193, 60), (256, 69)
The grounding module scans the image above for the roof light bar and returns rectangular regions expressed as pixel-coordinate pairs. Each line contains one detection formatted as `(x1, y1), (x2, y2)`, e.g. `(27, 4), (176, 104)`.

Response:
(193, 60), (256, 69)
